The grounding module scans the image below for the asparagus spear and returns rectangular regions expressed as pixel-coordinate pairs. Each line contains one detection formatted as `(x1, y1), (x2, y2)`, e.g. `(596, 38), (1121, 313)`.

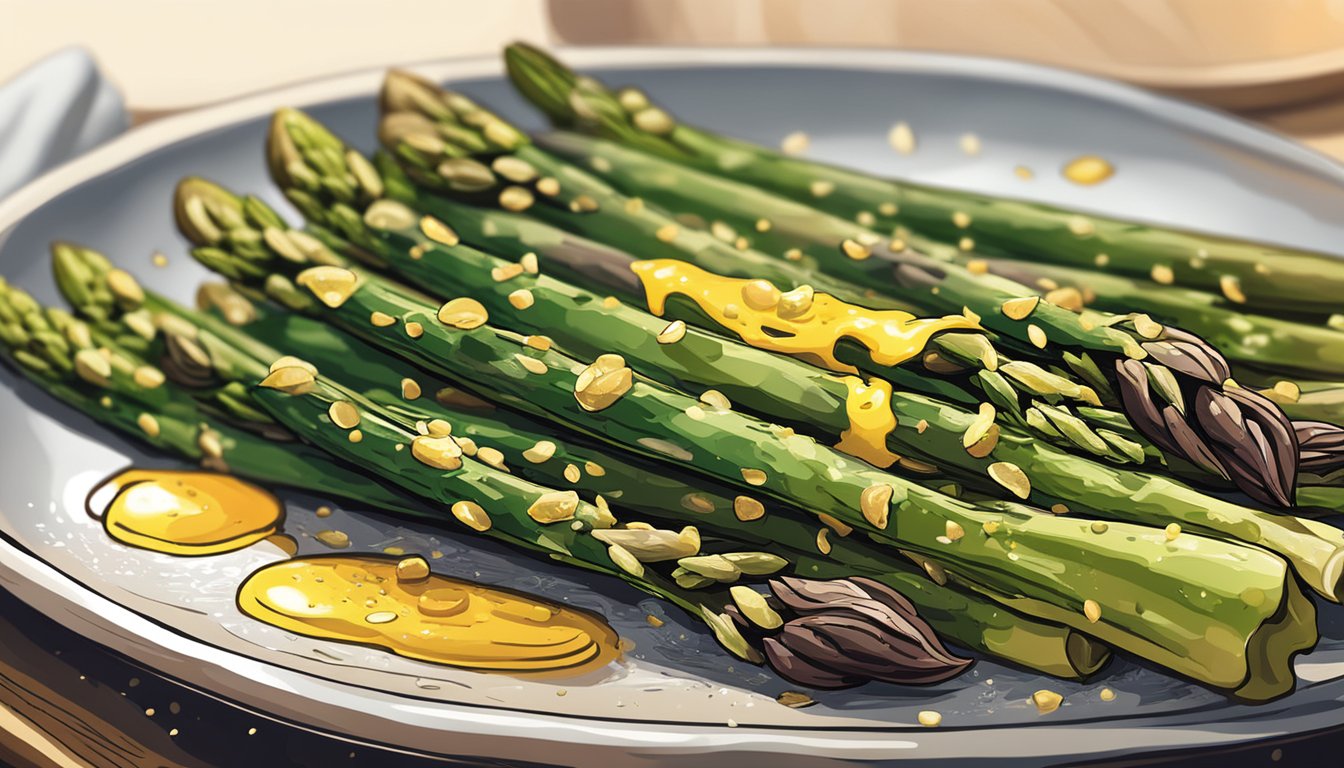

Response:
(375, 72), (1320, 510)
(548, 129), (1344, 383)
(503, 42), (1344, 317)
(253, 117), (1344, 594)
(172, 177), (1316, 698)
(51, 243), (1103, 680)
(27, 263), (987, 688)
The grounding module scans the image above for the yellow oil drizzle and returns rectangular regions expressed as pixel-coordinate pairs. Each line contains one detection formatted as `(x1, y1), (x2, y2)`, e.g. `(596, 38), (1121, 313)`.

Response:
(237, 556), (621, 677)
(834, 376), (902, 468)
(94, 470), (282, 556)
(631, 259), (978, 373)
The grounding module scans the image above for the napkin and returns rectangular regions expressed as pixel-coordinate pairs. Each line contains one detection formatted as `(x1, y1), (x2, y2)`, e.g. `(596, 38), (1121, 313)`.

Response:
(0, 48), (128, 200)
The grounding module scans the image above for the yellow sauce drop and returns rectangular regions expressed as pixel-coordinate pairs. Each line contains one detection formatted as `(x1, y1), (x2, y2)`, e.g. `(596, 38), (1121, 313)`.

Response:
(1062, 155), (1114, 186)
(632, 259), (978, 373)
(834, 376), (902, 468)
(237, 556), (621, 677)
(94, 470), (283, 556)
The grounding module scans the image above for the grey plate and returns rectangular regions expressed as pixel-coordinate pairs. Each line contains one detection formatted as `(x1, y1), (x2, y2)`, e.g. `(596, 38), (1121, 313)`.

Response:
(1, 48), (1344, 767)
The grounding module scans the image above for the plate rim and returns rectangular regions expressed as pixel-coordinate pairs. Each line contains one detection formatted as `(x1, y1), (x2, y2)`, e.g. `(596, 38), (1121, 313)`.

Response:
(1, 46), (1341, 763)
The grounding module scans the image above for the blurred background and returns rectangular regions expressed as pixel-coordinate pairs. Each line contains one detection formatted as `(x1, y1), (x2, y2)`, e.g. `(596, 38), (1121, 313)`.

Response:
(7, 0), (1344, 156)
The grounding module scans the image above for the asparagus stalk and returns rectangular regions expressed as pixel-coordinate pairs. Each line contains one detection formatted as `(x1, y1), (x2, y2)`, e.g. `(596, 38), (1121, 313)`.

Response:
(173, 177), (1315, 698)
(0, 277), (427, 516)
(254, 116), (1344, 596)
(73, 270), (1105, 680)
(503, 42), (1344, 318)
(547, 129), (1344, 384)
(376, 72), (1322, 511)
(31, 261), (987, 688)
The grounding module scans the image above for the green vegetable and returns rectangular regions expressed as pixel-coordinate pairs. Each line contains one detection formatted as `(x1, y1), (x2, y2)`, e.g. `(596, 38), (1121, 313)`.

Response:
(173, 175), (1315, 699)
(255, 113), (1344, 603)
(378, 69), (1320, 511)
(503, 41), (1344, 318)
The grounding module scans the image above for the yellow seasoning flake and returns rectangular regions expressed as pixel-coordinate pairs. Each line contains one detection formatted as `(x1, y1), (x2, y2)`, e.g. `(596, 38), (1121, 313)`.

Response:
(1014, 165), (1035, 180)
(842, 239), (872, 261)
(810, 180), (835, 198)
(818, 513), (853, 537)
(401, 378), (422, 400)
(492, 263), (525, 282)
(137, 413), (161, 438)
(133, 366), (165, 389)
(699, 389), (732, 411)
(646, 614), (665, 628)
(438, 297), (489, 329)
(816, 528), (832, 555)
(682, 493), (716, 514)
(1001, 296), (1040, 320)
(523, 440), (557, 463)
(413, 214), (457, 246)
(477, 446), (507, 470)
(1165, 522), (1182, 541)
(1220, 275), (1247, 304)
(655, 224), (679, 243)
(945, 520), (965, 542)
(740, 468), (767, 486)
(1032, 689), (1063, 715)
(508, 289), (535, 310)
(1027, 324), (1048, 348)
(860, 483), (894, 529)
(574, 354), (633, 412)
(525, 334), (553, 351)
(755, 218), (773, 233)
(657, 320), (687, 344)
(520, 252), (539, 275)
(918, 710), (942, 728)
(328, 401), (361, 430)
(988, 462), (1031, 499)
(888, 121), (916, 155)
(1090, 521), (1109, 534)
(405, 322), (424, 339)
(516, 354), (548, 375)
(528, 491), (580, 523)
(1151, 264), (1175, 285)
(584, 461), (606, 477)
(1050, 503), (1070, 515)
(564, 463), (582, 483)
(536, 177), (560, 196)
(952, 211), (972, 229)
(296, 266), (359, 308)
(349, 429), (364, 446)
(733, 496), (765, 522)
(1083, 599), (1102, 623)
(410, 435), (463, 471)
(602, 296), (621, 309)
(960, 132), (982, 155)
(370, 311), (397, 328)
(1100, 688), (1116, 702)
(499, 186), (535, 212)
(1066, 216), (1095, 237)
(780, 131), (810, 156)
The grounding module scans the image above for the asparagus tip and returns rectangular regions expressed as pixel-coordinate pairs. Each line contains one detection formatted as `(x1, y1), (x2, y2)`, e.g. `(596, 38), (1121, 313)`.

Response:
(379, 68), (441, 116)
(174, 176), (240, 247)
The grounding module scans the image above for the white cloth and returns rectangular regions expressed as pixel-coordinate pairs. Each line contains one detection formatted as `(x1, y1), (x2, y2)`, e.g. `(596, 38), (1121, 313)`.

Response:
(0, 48), (127, 200)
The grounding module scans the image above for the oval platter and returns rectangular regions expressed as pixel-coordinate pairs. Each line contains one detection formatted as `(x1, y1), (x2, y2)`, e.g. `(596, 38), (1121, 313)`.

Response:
(2, 47), (1344, 766)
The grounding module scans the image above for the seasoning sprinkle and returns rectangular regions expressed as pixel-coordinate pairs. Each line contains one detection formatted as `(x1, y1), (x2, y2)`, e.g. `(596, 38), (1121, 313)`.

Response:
(1083, 599), (1102, 623)
(419, 215), (460, 246)
(780, 131), (810, 155)
(656, 319), (687, 344)
(523, 440), (556, 463)
(988, 461), (1031, 499)
(888, 122), (916, 155)
(328, 401), (361, 429)
(1220, 275), (1247, 304)
(733, 496), (765, 521)
(1001, 296), (1040, 320)
(437, 297), (489, 329)
(1151, 265), (1175, 284)
(401, 378), (422, 400)
(370, 311), (396, 327)
(860, 483), (893, 529)
(508, 289), (535, 310)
